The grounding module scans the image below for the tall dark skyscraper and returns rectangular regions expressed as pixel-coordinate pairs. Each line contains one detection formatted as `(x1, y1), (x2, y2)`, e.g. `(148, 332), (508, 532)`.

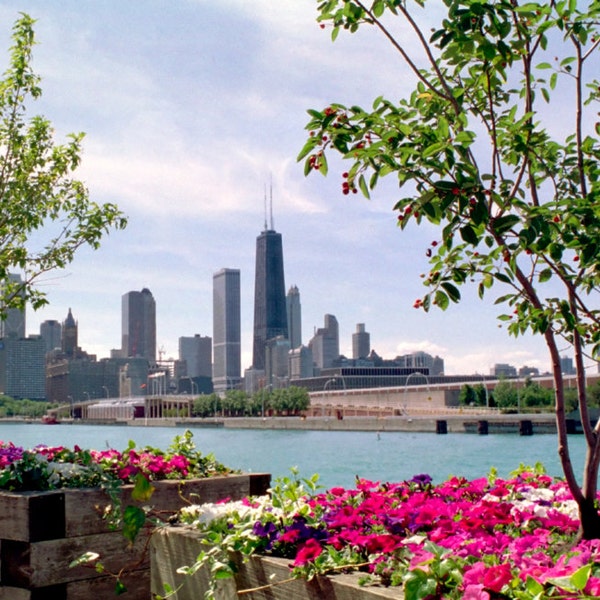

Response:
(122, 288), (156, 362)
(213, 268), (241, 392)
(252, 227), (288, 371)
(286, 285), (302, 350)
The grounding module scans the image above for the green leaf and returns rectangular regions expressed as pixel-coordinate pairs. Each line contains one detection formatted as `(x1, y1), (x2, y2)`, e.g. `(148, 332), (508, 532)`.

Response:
(434, 290), (449, 310)
(570, 564), (591, 591)
(525, 575), (545, 595)
(122, 505), (147, 543)
(441, 281), (461, 302)
(460, 224), (479, 245)
(491, 214), (520, 234)
(358, 174), (370, 198)
(538, 268), (552, 283)
(131, 472), (154, 502)
(115, 580), (127, 595)
(422, 141), (446, 158)
(69, 552), (100, 568)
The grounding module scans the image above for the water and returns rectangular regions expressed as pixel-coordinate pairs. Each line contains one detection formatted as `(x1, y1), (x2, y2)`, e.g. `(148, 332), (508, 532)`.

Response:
(0, 422), (587, 489)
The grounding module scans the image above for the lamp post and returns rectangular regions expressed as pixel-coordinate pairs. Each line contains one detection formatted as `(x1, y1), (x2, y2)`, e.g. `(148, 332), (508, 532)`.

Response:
(102, 386), (109, 398)
(68, 395), (73, 419)
(403, 371), (430, 415)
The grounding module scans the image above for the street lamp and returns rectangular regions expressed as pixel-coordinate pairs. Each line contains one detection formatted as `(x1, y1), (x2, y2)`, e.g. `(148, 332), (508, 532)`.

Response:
(67, 395), (73, 419)
(102, 386), (109, 398)
(403, 372), (430, 415)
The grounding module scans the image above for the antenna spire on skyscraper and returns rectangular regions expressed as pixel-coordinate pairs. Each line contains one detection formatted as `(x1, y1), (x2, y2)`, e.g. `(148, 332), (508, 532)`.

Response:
(263, 184), (268, 231)
(270, 175), (274, 230)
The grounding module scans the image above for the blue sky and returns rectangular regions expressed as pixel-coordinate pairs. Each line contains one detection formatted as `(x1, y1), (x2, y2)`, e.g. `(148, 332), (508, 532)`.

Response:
(0, 1), (560, 375)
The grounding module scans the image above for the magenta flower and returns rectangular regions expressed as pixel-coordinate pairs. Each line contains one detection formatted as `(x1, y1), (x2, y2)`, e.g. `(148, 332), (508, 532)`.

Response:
(294, 538), (323, 566)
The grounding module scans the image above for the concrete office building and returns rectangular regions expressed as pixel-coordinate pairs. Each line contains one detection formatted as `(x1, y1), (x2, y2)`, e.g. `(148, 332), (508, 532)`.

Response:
(286, 285), (302, 350)
(309, 314), (340, 370)
(179, 335), (212, 378)
(122, 288), (156, 362)
(352, 323), (370, 360)
(179, 334), (213, 394)
(252, 226), (288, 371)
(213, 268), (241, 393)
(289, 345), (314, 380)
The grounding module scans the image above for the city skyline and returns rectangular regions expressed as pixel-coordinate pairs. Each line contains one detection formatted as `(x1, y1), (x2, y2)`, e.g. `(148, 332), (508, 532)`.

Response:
(0, 1), (567, 376)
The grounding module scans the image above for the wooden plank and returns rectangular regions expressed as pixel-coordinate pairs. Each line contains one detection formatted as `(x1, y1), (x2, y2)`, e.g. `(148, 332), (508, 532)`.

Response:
(63, 473), (271, 537)
(64, 570), (150, 600)
(1, 530), (149, 588)
(0, 491), (65, 542)
(150, 527), (403, 600)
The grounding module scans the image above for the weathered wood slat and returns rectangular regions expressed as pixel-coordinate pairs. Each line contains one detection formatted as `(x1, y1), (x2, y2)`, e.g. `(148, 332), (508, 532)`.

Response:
(150, 527), (403, 600)
(2, 530), (148, 588)
(0, 473), (271, 598)
(0, 571), (150, 600)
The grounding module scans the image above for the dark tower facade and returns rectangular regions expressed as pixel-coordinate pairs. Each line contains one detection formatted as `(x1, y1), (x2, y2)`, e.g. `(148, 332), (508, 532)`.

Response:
(252, 228), (288, 371)
(122, 288), (156, 362)
(62, 308), (78, 358)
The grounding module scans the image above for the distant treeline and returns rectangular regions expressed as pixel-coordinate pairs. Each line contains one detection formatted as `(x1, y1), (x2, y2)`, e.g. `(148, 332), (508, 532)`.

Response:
(0, 396), (58, 418)
(186, 386), (310, 418)
(460, 379), (600, 412)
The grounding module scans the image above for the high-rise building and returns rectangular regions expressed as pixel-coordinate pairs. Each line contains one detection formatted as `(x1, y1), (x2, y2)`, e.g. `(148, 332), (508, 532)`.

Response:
(289, 345), (314, 380)
(286, 285), (302, 350)
(252, 227), (288, 371)
(0, 335), (46, 399)
(213, 268), (241, 392)
(62, 308), (78, 358)
(352, 323), (370, 360)
(40, 320), (62, 354)
(309, 314), (340, 370)
(122, 288), (156, 362)
(179, 334), (212, 378)
(0, 273), (25, 339)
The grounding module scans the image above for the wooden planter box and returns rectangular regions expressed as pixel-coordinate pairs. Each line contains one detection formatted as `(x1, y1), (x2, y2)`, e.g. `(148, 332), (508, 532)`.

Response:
(150, 527), (403, 600)
(0, 473), (270, 600)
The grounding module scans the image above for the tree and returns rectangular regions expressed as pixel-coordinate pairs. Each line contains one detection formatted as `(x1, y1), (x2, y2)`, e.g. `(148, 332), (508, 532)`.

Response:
(300, 0), (600, 538)
(491, 379), (518, 408)
(459, 384), (477, 405)
(0, 14), (126, 314)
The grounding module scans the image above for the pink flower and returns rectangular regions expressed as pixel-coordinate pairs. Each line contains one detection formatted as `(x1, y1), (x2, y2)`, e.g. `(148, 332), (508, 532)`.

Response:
(585, 577), (600, 596)
(294, 538), (323, 566)
(483, 563), (512, 592)
(463, 584), (490, 600)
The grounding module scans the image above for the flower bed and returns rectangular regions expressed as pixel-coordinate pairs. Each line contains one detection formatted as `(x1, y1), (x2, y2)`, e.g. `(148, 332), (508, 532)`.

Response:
(0, 431), (270, 600)
(164, 467), (600, 600)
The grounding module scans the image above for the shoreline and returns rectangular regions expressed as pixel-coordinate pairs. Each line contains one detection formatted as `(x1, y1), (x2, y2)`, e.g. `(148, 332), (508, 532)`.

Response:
(10, 412), (566, 435)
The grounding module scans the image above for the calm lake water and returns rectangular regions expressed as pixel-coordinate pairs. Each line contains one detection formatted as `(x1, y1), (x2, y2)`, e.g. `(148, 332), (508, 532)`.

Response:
(0, 422), (587, 489)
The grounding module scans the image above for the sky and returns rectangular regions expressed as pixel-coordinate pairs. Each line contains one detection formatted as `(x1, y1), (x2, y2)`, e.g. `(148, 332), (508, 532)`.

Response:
(0, 1), (574, 376)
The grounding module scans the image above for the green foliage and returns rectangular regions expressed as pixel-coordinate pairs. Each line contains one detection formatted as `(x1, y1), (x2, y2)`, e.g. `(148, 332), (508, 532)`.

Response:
(0, 14), (126, 315)
(303, 0), (600, 355)
(303, 0), (600, 534)
(0, 395), (56, 417)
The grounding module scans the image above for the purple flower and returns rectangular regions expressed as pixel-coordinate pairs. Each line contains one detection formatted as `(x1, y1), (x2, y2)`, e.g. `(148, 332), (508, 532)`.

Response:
(409, 473), (433, 487)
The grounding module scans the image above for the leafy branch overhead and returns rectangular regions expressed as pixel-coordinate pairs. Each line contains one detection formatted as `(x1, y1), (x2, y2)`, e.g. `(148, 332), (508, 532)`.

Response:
(299, 0), (599, 353)
(0, 14), (127, 313)
(299, 0), (600, 539)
